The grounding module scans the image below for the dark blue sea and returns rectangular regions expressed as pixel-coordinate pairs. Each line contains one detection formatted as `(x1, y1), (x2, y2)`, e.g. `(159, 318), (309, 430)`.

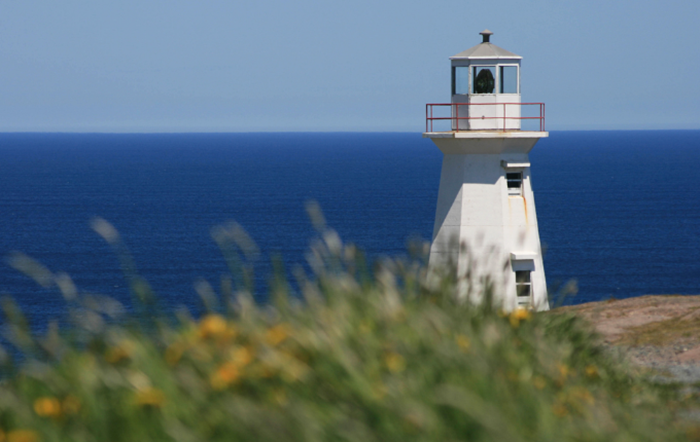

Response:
(1, 131), (699, 326)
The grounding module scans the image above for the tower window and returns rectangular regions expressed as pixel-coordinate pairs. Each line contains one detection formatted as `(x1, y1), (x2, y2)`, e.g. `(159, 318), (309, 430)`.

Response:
(506, 172), (523, 196)
(472, 66), (496, 94)
(453, 67), (470, 95)
(500, 66), (518, 93)
(515, 270), (531, 305)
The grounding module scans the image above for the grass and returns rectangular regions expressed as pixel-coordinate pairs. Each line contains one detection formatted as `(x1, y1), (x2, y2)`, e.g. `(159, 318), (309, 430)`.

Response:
(620, 313), (700, 347)
(0, 209), (698, 441)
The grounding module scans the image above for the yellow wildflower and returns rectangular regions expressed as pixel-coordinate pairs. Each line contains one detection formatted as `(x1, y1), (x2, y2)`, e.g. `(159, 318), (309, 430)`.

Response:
(533, 376), (547, 390)
(509, 308), (531, 327)
(105, 344), (131, 364)
(134, 388), (165, 408)
(7, 430), (38, 442)
(552, 403), (568, 417)
(33, 397), (61, 418)
(455, 334), (470, 352)
(265, 324), (290, 346)
(62, 395), (81, 415)
(230, 346), (254, 368)
(198, 314), (230, 339)
(210, 362), (240, 390)
(557, 363), (570, 379)
(0, 429), (5, 442)
(165, 342), (185, 366)
(384, 352), (405, 373)
(571, 387), (595, 406)
(585, 364), (599, 379)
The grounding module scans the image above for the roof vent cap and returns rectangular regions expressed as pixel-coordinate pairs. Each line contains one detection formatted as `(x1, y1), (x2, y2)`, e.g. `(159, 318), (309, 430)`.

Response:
(479, 29), (493, 43)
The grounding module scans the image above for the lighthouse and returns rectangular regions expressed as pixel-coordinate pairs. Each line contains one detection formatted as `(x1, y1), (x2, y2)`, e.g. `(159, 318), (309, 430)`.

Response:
(424, 30), (549, 311)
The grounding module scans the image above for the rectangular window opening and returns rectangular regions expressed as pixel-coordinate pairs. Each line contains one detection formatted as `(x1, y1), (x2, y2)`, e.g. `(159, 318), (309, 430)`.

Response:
(472, 66), (496, 94)
(500, 66), (518, 94)
(515, 270), (531, 304)
(453, 67), (469, 95)
(506, 171), (523, 196)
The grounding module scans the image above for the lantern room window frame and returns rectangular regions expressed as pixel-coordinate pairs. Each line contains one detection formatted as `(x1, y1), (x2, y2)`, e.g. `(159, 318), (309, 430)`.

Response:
(472, 66), (497, 94)
(451, 66), (470, 95)
(451, 63), (520, 96)
(499, 64), (520, 94)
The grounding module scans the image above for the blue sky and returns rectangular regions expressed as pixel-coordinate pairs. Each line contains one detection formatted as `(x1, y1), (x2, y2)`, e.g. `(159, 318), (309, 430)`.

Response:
(0, 0), (698, 132)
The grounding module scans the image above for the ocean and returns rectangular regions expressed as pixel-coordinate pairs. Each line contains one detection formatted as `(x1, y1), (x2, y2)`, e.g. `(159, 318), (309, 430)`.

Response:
(0, 131), (699, 325)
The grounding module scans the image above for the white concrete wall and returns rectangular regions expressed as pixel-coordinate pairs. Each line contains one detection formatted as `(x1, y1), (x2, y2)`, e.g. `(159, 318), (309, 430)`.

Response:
(452, 94), (521, 131)
(427, 134), (548, 311)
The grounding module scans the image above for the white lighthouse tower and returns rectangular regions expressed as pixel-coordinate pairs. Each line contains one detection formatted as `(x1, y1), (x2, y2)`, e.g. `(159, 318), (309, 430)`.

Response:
(424, 30), (549, 311)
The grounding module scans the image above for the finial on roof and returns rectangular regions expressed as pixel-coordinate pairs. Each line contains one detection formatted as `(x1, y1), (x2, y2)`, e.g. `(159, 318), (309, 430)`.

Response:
(479, 29), (493, 43)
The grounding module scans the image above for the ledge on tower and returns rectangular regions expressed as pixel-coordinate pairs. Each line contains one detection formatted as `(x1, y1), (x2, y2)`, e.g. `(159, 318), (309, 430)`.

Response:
(423, 131), (548, 139)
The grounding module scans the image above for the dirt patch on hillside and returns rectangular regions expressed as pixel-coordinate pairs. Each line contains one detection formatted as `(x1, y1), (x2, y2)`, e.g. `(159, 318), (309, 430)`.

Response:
(555, 295), (700, 383)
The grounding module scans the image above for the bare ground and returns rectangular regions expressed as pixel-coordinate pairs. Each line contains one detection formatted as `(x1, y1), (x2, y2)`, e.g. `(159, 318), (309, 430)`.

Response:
(554, 295), (700, 384)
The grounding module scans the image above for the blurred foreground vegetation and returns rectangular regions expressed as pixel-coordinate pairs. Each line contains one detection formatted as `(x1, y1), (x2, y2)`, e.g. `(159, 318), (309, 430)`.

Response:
(0, 209), (698, 441)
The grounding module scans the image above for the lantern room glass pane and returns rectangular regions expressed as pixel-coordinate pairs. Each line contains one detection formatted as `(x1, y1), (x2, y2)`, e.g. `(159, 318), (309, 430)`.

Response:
(500, 66), (518, 93)
(453, 67), (469, 95)
(472, 66), (496, 94)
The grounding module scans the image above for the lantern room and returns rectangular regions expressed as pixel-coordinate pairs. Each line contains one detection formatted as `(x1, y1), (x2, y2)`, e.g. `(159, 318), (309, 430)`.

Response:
(450, 30), (523, 131)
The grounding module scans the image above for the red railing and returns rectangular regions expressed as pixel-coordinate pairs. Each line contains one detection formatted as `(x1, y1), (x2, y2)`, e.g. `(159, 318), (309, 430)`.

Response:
(425, 102), (545, 132)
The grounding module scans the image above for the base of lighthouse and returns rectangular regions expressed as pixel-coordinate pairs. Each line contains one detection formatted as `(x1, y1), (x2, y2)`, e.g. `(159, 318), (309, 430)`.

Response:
(425, 131), (549, 312)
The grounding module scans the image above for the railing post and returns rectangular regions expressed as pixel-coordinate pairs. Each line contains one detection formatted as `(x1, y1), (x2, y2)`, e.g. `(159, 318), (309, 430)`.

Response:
(455, 103), (459, 132)
(503, 103), (506, 131)
(542, 103), (545, 131)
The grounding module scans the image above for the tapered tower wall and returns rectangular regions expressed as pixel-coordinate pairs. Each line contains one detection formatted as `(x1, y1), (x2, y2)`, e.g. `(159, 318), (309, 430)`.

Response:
(427, 134), (549, 311)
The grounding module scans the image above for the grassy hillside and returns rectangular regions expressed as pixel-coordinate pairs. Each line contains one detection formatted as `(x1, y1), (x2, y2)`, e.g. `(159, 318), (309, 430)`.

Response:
(0, 214), (697, 441)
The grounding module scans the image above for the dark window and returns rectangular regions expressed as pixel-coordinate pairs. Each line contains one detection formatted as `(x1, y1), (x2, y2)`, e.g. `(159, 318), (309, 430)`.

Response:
(473, 66), (495, 94)
(515, 270), (531, 299)
(506, 172), (523, 195)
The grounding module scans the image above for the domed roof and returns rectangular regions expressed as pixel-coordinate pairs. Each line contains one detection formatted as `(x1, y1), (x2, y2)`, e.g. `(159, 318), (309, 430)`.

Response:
(450, 30), (522, 60)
